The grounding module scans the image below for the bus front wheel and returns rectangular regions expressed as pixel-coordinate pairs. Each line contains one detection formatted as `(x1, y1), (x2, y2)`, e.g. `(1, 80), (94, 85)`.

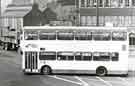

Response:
(96, 66), (107, 76)
(41, 66), (52, 75)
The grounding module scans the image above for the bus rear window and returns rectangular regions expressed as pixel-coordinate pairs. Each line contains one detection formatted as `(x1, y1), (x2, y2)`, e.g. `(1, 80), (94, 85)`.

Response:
(75, 32), (92, 40)
(75, 52), (82, 60)
(57, 31), (74, 40)
(24, 31), (38, 40)
(111, 52), (119, 61)
(92, 32), (111, 41)
(57, 52), (74, 60)
(112, 32), (127, 41)
(93, 52), (110, 61)
(39, 32), (56, 40)
(39, 52), (56, 60)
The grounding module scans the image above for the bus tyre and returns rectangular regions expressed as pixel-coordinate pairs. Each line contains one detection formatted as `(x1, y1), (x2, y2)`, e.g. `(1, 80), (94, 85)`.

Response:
(41, 66), (52, 75)
(96, 66), (107, 76)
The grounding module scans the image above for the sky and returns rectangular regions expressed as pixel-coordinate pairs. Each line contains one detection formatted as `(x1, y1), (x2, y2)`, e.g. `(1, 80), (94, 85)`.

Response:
(1, 0), (12, 14)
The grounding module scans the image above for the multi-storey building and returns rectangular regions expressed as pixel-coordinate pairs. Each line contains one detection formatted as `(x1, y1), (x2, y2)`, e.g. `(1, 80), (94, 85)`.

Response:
(78, 0), (135, 27)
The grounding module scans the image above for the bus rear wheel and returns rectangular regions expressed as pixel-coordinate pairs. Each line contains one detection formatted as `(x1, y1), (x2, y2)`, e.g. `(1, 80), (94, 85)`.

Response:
(41, 66), (52, 75)
(96, 66), (107, 76)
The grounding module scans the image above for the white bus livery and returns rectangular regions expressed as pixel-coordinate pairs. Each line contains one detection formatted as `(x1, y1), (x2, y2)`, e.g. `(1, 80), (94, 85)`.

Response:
(20, 26), (128, 76)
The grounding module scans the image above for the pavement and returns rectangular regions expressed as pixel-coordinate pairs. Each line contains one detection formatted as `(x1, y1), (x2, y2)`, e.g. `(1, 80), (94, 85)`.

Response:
(0, 50), (135, 86)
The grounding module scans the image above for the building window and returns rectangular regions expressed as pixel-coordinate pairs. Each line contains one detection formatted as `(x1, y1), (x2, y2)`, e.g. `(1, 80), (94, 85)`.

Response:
(119, 0), (124, 7)
(80, 16), (86, 26)
(125, 16), (131, 26)
(87, 16), (92, 26)
(81, 0), (85, 7)
(93, 0), (97, 7)
(99, 16), (104, 26)
(104, 0), (109, 7)
(132, 16), (135, 26)
(113, 16), (118, 27)
(111, 0), (119, 7)
(132, 0), (135, 6)
(105, 16), (111, 24)
(92, 16), (96, 26)
(87, 0), (92, 7)
(99, 0), (103, 7)
(118, 16), (125, 26)
(125, 0), (130, 7)
(80, 16), (98, 26)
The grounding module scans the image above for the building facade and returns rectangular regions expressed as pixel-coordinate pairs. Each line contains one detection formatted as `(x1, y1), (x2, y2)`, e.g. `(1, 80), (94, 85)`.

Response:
(78, 0), (135, 27)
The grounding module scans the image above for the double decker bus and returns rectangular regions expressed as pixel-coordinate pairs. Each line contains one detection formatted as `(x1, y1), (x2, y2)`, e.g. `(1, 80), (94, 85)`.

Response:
(20, 26), (128, 76)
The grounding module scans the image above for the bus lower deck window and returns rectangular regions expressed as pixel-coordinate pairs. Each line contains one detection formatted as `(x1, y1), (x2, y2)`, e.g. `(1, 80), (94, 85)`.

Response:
(93, 52), (110, 61)
(75, 52), (92, 61)
(57, 52), (74, 60)
(39, 52), (56, 60)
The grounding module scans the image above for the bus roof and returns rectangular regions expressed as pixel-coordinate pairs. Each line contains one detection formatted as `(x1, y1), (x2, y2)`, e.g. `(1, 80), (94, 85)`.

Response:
(23, 26), (127, 31)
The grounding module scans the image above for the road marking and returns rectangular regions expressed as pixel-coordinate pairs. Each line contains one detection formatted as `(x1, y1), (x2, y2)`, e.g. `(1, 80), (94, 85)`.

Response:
(84, 77), (126, 85)
(118, 77), (130, 86)
(48, 75), (82, 85)
(84, 77), (101, 82)
(74, 76), (89, 86)
(96, 77), (112, 86)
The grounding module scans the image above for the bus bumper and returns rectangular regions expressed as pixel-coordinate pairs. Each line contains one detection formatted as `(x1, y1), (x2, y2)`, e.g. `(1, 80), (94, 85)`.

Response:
(23, 69), (40, 73)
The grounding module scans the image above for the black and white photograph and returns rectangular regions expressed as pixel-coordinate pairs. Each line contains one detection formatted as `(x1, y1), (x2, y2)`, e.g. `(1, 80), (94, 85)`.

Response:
(0, 0), (135, 86)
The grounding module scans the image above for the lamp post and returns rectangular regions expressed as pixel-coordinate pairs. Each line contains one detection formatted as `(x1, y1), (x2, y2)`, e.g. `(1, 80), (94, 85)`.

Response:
(96, 0), (99, 26)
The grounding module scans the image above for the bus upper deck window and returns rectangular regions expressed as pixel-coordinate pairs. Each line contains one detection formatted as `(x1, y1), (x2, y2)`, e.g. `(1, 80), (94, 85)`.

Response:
(92, 31), (111, 41)
(57, 31), (74, 40)
(24, 32), (38, 40)
(75, 31), (92, 40)
(112, 32), (127, 41)
(39, 32), (56, 40)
